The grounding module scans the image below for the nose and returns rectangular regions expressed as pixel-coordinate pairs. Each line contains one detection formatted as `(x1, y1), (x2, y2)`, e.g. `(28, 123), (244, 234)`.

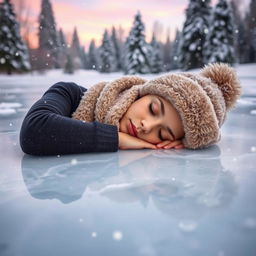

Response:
(140, 118), (161, 134)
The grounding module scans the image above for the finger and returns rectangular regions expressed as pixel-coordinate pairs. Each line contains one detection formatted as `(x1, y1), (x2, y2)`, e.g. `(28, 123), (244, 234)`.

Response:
(156, 140), (172, 148)
(163, 140), (182, 149)
(135, 137), (157, 150)
(144, 143), (157, 149)
(160, 140), (180, 149)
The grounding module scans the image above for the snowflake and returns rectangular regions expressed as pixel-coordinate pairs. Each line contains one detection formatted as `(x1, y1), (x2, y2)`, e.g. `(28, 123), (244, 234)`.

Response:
(112, 231), (123, 241)
(91, 232), (97, 238)
(71, 159), (77, 165)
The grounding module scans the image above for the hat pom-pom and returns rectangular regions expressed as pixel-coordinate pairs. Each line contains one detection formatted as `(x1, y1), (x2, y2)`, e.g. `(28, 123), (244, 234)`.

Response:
(201, 62), (242, 111)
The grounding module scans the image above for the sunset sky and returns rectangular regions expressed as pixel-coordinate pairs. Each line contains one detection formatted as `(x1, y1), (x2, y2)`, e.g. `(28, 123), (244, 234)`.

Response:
(12, 0), (250, 51)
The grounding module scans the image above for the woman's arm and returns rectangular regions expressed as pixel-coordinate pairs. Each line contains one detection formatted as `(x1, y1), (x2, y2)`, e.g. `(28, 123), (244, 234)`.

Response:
(19, 82), (119, 156)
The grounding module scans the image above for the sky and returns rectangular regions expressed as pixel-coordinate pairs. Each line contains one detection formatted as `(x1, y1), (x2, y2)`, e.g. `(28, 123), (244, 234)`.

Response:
(12, 0), (250, 51)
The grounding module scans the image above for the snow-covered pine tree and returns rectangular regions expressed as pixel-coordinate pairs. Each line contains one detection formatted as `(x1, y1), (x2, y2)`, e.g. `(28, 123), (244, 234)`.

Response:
(124, 11), (151, 74)
(70, 27), (83, 69)
(57, 28), (68, 69)
(178, 0), (211, 70)
(244, 0), (256, 63)
(170, 28), (181, 70)
(230, 0), (248, 63)
(80, 46), (88, 69)
(111, 26), (122, 71)
(38, 0), (59, 69)
(116, 25), (126, 71)
(162, 29), (172, 72)
(149, 33), (164, 73)
(64, 53), (74, 74)
(87, 39), (99, 70)
(59, 28), (67, 49)
(99, 29), (116, 73)
(204, 0), (236, 65)
(0, 0), (31, 74)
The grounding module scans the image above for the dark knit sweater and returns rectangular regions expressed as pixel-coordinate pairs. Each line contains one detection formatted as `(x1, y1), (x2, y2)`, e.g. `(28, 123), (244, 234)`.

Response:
(19, 82), (119, 156)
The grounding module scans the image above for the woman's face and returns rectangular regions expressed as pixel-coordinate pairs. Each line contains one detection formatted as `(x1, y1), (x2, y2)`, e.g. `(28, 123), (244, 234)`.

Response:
(119, 94), (185, 144)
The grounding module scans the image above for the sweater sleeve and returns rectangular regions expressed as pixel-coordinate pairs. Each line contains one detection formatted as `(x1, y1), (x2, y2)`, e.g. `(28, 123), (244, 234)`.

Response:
(19, 81), (119, 156)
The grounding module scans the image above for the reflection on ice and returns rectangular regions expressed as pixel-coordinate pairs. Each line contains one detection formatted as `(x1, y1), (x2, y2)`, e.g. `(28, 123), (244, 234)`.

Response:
(21, 145), (238, 222)
(21, 153), (119, 203)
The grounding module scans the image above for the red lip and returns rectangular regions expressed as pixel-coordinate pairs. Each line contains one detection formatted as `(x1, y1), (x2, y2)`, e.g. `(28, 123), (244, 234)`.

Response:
(128, 119), (138, 137)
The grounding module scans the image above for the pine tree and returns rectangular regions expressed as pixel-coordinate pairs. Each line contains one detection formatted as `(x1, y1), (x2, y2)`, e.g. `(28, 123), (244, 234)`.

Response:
(38, 0), (59, 68)
(87, 39), (98, 70)
(204, 0), (236, 65)
(149, 33), (164, 73)
(116, 24), (126, 71)
(178, 0), (211, 70)
(111, 26), (122, 71)
(0, 0), (31, 74)
(162, 29), (172, 72)
(124, 11), (151, 74)
(244, 0), (256, 62)
(230, 0), (248, 63)
(64, 53), (74, 74)
(170, 28), (181, 70)
(70, 27), (83, 69)
(99, 29), (115, 73)
(56, 28), (68, 69)
(80, 46), (88, 69)
(59, 28), (67, 49)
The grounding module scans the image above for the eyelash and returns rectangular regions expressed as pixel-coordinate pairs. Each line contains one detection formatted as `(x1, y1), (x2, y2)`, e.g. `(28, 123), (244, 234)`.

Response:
(149, 103), (155, 116)
(149, 103), (164, 141)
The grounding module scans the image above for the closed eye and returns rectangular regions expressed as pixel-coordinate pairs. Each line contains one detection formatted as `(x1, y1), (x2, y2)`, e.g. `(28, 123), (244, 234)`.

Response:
(149, 103), (155, 115)
(149, 103), (164, 141)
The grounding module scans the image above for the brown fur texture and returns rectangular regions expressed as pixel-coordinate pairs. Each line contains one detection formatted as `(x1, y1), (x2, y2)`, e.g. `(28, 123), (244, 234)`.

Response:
(72, 63), (242, 149)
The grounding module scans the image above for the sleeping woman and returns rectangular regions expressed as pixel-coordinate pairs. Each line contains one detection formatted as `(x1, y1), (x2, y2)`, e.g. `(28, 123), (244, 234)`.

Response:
(19, 63), (241, 156)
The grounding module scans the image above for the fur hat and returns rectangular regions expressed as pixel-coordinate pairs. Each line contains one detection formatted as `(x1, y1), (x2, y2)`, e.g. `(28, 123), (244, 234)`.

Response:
(72, 63), (241, 149)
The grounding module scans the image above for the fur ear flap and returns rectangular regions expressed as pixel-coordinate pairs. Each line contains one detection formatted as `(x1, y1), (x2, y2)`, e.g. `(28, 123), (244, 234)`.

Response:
(200, 63), (242, 111)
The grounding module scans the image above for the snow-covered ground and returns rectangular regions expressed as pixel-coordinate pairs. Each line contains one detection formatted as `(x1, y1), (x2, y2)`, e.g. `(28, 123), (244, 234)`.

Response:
(0, 64), (256, 256)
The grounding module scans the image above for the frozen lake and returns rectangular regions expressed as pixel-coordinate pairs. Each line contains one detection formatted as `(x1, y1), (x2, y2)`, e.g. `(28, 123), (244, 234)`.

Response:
(0, 65), (256, 256)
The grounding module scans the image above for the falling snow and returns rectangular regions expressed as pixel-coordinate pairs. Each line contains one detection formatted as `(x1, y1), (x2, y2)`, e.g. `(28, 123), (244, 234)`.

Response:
(112, 231), (123, 241)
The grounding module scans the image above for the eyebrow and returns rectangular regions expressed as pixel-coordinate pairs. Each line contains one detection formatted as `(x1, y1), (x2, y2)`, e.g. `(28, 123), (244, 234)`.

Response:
(156, 97), (176, 140)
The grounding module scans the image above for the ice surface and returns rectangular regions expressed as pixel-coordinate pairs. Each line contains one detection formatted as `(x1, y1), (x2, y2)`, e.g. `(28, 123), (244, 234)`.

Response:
(0, 65), (256, 256)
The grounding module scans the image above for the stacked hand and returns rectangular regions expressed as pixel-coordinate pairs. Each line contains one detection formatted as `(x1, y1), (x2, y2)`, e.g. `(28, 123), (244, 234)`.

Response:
(118, 132), (184, 150)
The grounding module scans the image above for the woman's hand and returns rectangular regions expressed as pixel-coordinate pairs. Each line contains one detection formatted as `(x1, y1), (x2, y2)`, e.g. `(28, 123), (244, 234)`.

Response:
(156, 139), (184, 149)
(118, 132), (157, 150)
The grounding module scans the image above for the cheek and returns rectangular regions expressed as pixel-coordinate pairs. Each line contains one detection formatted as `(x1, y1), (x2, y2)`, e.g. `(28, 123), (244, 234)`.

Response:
(127, 103), (143, 118)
